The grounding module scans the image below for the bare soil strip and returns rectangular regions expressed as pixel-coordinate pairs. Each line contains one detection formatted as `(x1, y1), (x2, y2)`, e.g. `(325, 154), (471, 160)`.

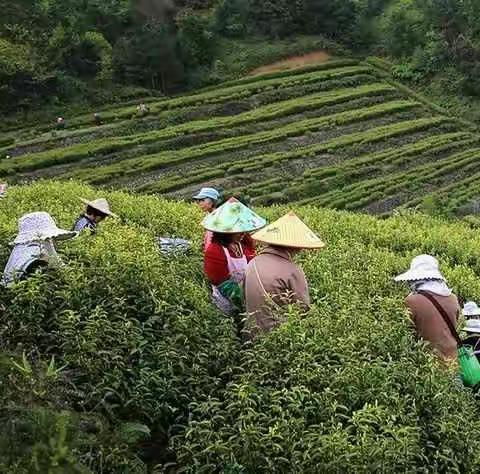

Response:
(249, 51), (332, 76)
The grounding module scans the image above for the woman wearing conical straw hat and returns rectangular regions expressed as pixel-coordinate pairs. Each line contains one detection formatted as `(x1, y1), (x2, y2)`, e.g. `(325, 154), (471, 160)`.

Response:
(73, 197), (117, 234)
(244, 212), (325, 334)
(202, 197), (266, 315)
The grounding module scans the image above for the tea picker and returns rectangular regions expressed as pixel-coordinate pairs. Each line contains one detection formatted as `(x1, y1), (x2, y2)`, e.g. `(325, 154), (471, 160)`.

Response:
(462, 319), (480, 359)
(193, 187), (220, 252)
(73, 197), (117, 234)
(244, 212), (325, 335)
(202, 197), (266, 316)
(2, 212), (77, 287)
(395, 255), (480, 388)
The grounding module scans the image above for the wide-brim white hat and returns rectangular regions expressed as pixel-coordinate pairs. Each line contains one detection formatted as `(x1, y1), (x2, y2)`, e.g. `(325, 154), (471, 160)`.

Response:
(465, 319), (480, 334)
(12, 211), (77, 245)
(80, 197), (117, 218)
(394, 254), (445, 282)
(464, 301), (480, 317)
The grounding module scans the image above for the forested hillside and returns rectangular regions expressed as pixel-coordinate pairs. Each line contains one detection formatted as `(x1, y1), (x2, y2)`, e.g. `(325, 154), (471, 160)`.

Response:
(3, 0), (480, 123)
(2, 181), (480, 472)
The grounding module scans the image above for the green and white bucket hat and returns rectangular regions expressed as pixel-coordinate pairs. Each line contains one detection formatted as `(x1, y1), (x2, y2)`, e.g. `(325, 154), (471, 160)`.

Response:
(202, 197), (266, 234)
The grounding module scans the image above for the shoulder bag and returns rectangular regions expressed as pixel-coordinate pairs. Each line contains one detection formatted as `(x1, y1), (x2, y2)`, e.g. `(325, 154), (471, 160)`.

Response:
(418, 290), (480, 387)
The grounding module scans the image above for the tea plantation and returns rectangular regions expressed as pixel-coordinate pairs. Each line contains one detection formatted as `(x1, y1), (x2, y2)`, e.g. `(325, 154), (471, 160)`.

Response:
(2, 58), (480, 216)
(2, 181), (480, 472)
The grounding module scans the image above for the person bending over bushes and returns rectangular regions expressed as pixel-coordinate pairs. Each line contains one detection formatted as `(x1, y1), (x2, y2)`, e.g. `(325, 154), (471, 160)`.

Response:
(245, 212), (325, 335)
(202, 197), (266, 315)
(73, 197), (117, 234)
(1, 212), (76, 287)
(394, 255), (460, 362)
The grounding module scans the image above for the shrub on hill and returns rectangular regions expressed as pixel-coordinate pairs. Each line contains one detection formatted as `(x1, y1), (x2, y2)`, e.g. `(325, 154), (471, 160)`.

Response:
(2, 181), (480, 471)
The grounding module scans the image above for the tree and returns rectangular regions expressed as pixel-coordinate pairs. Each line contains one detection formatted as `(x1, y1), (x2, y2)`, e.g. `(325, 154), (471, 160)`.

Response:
(302, 0), (357, 40)
(176, 9), (216, 67)
(248, 0), (302, 38)
(214, 0), (250, 38)
(380, 0), (426, 57)
(0, 38), (56, 113)
(113, 20), (184, 92)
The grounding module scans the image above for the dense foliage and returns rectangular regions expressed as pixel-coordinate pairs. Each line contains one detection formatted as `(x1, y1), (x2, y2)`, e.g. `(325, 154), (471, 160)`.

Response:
(0, 0), (345, 114)
(2, 0), (480, 116)
(2, 181), (480, 472)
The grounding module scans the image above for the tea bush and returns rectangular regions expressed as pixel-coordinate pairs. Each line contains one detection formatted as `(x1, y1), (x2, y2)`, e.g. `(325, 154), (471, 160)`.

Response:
(2, 181), (480, 472)
(0, 181), (240, 472)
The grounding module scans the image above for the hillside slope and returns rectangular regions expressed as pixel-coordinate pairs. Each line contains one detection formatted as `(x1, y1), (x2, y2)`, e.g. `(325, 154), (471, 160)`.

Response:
(2, 59), (480, 216)
(1, 181), (480, 472)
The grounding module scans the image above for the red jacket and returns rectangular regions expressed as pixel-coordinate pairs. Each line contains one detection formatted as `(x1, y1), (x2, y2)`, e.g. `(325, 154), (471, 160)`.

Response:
(204, 235), (256, 286)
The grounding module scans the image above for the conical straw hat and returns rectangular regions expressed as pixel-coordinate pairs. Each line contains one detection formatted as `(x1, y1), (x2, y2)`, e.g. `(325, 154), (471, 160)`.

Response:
(80, 197), (118, 218)
(251, 211), (325, 249)
(202, 197), (266, 233)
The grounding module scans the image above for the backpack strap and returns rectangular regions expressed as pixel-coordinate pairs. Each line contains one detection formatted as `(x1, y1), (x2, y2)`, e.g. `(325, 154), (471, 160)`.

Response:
(417, 290), (462, 347)
(252, 260), (281, 309)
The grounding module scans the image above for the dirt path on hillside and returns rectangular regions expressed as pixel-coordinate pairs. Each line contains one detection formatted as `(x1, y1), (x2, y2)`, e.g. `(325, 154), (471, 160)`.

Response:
(249, 51), (332, 76)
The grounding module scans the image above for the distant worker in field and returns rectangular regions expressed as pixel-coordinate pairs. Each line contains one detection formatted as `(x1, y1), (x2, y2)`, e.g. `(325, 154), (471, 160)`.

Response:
(394, 254), (460, 362)
(203, 197), (266, 315)
(137, 103), (150, 117)
(56, 117), (66, 130)
(73, 197), (117, 234)
(193, 187), (220, 251)
(93, 112), (102, 126)
(2, 212), (76, 287)
(244, 212), (325, 334)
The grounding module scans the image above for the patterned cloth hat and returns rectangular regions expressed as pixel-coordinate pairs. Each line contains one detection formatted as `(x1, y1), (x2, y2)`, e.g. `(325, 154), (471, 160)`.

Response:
(12, 212), (77, 245)
(251, 211), (325, 249)
(202, 197), (266, 234)
(464, 301), (480, 317)
(80, 198), (117, 217)
(394, 255), (445, 282)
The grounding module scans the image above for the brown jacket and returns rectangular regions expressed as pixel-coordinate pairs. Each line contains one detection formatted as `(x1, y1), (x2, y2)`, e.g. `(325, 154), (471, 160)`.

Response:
(244, 246), (310, 333)
(405, 292), (459, 361)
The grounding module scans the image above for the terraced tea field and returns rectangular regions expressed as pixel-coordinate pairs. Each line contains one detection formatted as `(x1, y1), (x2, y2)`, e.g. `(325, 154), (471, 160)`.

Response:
(2, 58), (480, 215)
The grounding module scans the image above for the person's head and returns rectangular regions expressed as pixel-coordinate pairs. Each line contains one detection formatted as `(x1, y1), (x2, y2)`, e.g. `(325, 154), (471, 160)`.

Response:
(193, 187), (220, 213)
(80, 198), (117, 224)
(212, 232), (245, 247)
(394, 255), (446, 290)
(85, 205), (108, 223)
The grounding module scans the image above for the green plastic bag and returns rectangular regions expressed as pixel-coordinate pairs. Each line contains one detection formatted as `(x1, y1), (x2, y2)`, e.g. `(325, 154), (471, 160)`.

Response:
(458, 346), (480, 387)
